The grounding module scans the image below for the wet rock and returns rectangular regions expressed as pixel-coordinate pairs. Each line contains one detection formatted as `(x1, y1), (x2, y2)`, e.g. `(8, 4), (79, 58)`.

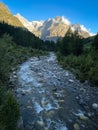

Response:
(37, 78), (43, 82)
(79, 115), (88, 121)
(27, 106), (32, 109)
(21, 91), (26, 95)
(73, 123), (80, 130)
(44, 127), (49, 130)
(17, 116), (24, 130)
(65, 72), (69, 76)
(75, 110), (88, 121)
(58, 100), (65, 103)
(48, 110), (55, 117)
(80, 88), (86, 93)
(79, 99), (86, 105)
(13, 75), (17, 79)
(76, 96), (79, 100)
(92, 103), (98, 110)
(52, 86), (57, 91)
(13, 71), (16, 75)
(37, 120), (45, 127)
(87, 112), (94, 118)
(69, 79), (74, 83)
(11, 67), (16, 71)
(41, 100), (47, 107)
(54, 92), (61, 98)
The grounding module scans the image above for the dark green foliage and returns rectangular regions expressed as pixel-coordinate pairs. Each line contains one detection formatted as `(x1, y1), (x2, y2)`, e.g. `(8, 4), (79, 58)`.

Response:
(0, 85), (6, 105)
(56, 31), (98, 86)
(57, 31), (83, 56)
(0, 32), (48, 130)
(57, 52), (98, 85)
(92, 33), (98, 50)
(0, 33), (48, 83)
(0, 22), (55, 51)
(0, 92), (20, 130)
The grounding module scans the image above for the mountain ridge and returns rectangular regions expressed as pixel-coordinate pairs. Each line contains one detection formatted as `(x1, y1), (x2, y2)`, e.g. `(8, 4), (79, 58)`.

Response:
(0, 3), (24, 27)
(16, 13), (93, 42)
(0, 2), (94, 42)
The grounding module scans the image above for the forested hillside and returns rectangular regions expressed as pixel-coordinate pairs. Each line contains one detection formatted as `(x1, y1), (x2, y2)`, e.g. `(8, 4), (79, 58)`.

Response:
(56, 31), (98, 86)
(0, 22), (55, 51)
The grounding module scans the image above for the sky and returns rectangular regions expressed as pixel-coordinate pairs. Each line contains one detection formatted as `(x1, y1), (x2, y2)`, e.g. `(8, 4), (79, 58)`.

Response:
(0, 0), (98, 34)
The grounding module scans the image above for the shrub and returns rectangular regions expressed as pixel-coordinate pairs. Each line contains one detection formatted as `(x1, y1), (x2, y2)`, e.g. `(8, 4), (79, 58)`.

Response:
(0, 91), (20, 130)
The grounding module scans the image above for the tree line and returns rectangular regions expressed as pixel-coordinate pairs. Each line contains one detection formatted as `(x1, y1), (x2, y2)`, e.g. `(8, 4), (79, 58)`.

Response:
(56, 29), (98, 86)
(0, 21), (55, 51)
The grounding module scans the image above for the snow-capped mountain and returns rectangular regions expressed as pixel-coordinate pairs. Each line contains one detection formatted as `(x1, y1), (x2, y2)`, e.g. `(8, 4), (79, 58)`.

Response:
(40, 16), (71, 42)
(15, 13), (33, 32)
(71, 24), (91, 38)
(15, 14), (92, 42)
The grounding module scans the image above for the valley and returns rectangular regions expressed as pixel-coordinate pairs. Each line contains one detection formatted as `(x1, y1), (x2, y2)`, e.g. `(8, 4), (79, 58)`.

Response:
(12, 53), (98, 130)
(16, 14), (92, 42)
(0, 2), (98, 130)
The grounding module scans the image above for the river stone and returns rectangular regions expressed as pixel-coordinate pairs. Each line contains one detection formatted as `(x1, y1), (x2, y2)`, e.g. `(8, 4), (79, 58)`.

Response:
(37, 120), (45, 127)
(13, 75), (17, 78)
(73, 123), (80, 130)
(54, 92), (61, 98)
(79, 115), (88, 120)
(52, 86), (57, 91)
(27, 106), (32, 109)
(58, 100), (65, 103)
(79, 99), (85, 105)
(48, 110), (55, 117)
(37, 78), (43, 82)
(92, 103), (98, 110)
(69, 79), (74, 83)
(41, 100), (47, 107)
(22, 91), (26, 95)
(17, 116), (24, 130)
(44, 127), (49, 130)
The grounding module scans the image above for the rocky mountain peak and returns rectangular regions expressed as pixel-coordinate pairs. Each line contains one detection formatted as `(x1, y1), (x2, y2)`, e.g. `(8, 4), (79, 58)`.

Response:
(0, 2), (8, 10)
(15, 13), (32, 26)
(0, 2), (11, 15)
(55, 16), (61, 21)
(15, 13), (21, 17)
(15, 14), (92, 42)
(71, 24), (90, 38)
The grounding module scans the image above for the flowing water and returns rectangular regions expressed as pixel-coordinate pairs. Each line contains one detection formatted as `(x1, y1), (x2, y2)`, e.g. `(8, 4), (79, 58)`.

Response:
(14, 53), (98, 130)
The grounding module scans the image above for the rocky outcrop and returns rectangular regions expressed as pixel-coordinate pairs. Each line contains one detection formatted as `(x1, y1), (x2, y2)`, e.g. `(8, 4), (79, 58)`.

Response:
(16, 14), (92, 42)
(0, 3), (24, 27)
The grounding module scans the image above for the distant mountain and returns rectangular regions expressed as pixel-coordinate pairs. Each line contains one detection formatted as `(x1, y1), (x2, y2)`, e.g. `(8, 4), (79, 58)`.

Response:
(40, 16), (70, 42)
(0, 2), (93, 42)
(0, 3), (24, 27)
(71, 24), (91, 38)
(16, 14), (93, 42)
(15, 13), (44, 37)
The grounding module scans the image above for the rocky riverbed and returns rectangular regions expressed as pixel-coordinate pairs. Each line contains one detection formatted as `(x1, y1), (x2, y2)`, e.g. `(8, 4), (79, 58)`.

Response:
(11, 52), (98, 130)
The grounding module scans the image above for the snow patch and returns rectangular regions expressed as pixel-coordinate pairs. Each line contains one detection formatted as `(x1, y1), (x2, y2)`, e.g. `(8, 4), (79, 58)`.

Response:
(80, 25), (89, 33)
(61, 16), (70, 25)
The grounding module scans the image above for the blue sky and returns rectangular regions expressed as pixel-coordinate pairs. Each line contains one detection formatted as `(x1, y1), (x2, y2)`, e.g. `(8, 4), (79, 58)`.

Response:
(0, 0), (98, 34)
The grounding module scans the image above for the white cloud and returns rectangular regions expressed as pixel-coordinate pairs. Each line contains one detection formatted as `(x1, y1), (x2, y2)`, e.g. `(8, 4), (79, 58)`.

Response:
(80, 25), (96, 36)
(61, 16), (71, 25)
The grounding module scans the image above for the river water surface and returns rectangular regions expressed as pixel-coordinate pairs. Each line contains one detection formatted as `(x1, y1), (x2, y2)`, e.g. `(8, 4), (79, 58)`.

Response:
(14, 53), (98, 130)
